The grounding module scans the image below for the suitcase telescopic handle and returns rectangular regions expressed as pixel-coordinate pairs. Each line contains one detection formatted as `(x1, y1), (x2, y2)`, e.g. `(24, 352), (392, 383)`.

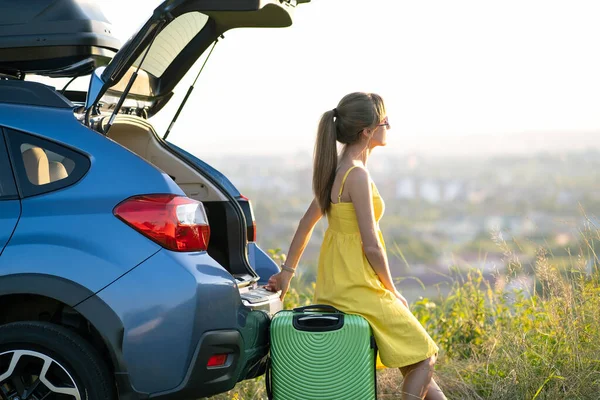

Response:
(292, 304), (342, 314)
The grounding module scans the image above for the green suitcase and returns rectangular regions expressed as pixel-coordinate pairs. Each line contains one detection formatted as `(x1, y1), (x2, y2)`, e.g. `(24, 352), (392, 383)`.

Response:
(266, 304), (377, 400)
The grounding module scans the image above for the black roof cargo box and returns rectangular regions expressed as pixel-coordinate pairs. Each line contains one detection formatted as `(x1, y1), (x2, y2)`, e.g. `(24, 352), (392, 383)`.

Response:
(0, 0), (120, 78)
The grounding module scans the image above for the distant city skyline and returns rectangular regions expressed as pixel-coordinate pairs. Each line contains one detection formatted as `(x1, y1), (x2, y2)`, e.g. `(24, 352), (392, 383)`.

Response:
(93, 0), (600, 156)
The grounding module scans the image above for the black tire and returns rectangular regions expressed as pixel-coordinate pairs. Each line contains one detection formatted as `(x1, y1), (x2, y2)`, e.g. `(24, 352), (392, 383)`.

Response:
(0, 321), (114, 400)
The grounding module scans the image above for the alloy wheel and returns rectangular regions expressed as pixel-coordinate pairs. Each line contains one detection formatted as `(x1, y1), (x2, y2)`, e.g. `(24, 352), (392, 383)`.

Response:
(0, 350), (80, 400)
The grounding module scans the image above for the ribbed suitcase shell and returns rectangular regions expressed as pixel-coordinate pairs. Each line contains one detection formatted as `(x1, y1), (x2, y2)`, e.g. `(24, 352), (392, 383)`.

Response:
(269, 305), (377, 400)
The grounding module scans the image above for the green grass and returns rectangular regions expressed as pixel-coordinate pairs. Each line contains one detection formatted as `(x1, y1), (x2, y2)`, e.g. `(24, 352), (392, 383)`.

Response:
(208, 227), (600, 399)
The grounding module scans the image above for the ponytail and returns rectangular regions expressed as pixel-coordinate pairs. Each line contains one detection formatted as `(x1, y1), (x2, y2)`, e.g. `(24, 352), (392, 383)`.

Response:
(313, 109), (338, 213)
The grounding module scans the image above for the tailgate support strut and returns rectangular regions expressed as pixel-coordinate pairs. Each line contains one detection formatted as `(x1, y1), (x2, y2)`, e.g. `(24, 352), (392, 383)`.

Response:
(163, 35), (223, 141)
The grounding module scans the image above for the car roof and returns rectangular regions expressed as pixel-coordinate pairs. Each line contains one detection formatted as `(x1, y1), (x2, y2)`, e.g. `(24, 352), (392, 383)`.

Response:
(0, 80), (73, 109)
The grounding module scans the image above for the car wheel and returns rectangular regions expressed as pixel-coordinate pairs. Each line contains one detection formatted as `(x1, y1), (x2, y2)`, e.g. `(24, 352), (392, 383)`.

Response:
(0, 321), (114, 400)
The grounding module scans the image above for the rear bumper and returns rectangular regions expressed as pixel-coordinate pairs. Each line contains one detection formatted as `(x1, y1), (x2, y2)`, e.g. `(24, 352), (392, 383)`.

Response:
(150, 330), (244, 400)
(151, 309), (271, 400)
(108, 313), (271, 400)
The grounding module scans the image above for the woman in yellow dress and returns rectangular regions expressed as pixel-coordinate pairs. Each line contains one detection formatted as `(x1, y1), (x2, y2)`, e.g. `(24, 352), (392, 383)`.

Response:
(266, 92), (447, 400)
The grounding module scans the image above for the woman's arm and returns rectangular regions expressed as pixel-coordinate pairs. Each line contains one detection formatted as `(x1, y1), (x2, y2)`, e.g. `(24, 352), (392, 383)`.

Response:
(283, 198), (323, 271)
(265, 198), (323, 300)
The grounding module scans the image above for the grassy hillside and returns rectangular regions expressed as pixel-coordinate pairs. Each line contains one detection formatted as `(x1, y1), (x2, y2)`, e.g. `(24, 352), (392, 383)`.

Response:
(209, 227), (600, 399)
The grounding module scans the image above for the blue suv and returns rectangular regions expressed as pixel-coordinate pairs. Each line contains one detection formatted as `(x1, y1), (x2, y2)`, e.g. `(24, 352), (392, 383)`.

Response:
(0, 0), (307, 399)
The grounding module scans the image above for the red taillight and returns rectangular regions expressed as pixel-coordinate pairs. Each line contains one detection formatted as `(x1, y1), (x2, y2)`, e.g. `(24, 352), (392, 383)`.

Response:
(248, 221), (257, 242)
(114, 194), (210, 252)
(239, 194), (257, 242)
(207, 354), (228, 368)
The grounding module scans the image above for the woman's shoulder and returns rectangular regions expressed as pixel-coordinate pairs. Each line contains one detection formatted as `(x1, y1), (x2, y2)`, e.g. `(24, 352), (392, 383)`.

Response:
(344, 164), (371, 187)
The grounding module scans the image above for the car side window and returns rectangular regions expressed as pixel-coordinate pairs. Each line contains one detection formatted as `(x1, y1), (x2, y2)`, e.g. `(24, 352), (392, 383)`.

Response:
(5, 129), (90, 198)
(0, 130), (18, 200)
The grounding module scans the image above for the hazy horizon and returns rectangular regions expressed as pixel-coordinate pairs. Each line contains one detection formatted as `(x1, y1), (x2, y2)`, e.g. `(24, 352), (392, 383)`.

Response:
(189, 129), (600, 158)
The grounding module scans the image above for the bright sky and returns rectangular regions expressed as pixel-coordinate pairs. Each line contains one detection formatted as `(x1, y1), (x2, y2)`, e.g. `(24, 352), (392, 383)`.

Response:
(96, 0), (600, 156)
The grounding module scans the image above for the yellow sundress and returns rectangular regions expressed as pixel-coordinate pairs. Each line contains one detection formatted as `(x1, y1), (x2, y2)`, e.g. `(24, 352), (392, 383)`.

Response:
(314, 165), (439, 368)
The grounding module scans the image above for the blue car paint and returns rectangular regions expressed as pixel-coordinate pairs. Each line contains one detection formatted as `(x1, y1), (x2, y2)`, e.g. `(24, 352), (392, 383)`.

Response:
(84, 249), (241, 393)
(0, 200), (19, 254)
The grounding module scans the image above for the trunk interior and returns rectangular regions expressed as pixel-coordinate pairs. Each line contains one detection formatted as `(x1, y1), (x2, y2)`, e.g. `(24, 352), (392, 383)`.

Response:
(101, 115), (256, 283)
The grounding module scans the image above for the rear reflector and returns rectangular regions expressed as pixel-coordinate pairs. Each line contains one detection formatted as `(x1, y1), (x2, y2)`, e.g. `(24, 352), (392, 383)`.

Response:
(207, 354), (228, 368)
(114, 194), (210, 252)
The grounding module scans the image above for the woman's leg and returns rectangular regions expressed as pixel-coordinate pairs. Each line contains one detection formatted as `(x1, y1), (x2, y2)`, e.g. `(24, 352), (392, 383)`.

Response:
(398, 355), (446, 400)
(424, 378), (447, 400)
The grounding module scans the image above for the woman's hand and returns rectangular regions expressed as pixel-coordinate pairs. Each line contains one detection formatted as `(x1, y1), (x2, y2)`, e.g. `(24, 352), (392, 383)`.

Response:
(265, 270), (294, 301)
(394, 291), (409, 309)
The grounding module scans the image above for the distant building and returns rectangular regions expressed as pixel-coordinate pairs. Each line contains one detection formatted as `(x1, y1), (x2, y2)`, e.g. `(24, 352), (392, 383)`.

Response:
(395, 177), (417, 199)
(442, 180), (464, 202)
(420, 179), (442, 203)
(395, 176), (466, 204)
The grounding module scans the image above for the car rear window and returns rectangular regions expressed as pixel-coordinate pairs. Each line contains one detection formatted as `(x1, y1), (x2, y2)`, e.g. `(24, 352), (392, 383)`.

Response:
(132, 12), (209, 78)
(5, 129), (90, 198)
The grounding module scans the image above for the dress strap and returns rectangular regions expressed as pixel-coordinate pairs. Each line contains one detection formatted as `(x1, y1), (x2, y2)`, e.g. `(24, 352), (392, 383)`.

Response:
(338, 165), (360, 202)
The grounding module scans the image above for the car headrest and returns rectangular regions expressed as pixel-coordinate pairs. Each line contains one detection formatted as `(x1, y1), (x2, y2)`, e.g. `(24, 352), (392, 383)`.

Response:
(49, 161), (68, 182)
(22, 147), (50, 185)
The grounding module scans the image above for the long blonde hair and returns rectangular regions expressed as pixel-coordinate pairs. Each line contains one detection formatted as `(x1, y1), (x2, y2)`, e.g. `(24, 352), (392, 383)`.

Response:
(313, 92), (386, 213)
